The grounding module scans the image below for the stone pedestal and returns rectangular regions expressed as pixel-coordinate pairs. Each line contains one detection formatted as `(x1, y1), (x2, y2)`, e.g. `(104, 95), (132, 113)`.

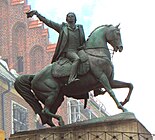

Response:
(9, 112), (153, 140)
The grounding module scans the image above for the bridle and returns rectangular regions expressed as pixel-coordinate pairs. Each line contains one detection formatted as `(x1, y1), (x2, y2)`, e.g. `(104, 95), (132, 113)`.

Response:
(85, 47), (115, 60)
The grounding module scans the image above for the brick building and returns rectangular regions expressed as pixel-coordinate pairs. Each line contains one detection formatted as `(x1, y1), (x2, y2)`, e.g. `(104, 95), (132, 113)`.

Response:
(0, 0), (68, 138)
(0, 0), (56, 74)
(0, 0), (108, 139)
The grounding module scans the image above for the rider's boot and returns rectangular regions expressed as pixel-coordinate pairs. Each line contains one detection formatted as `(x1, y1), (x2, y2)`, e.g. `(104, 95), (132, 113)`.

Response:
(68, 59), (80, 84)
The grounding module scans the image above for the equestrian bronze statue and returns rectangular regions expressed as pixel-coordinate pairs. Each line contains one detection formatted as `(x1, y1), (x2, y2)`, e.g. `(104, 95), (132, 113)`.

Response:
(14, 23), (133, 127)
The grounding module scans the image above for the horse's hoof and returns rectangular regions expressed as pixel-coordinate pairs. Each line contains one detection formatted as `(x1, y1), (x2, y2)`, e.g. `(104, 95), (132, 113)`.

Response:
(58, 117), (65, 126)
(42, 108), (49, 114)
(120, 101), (124, 106)
(58, 121), (65, 126)
(47, 120), (55, 127)
(123, 108), (128, 112)
(117, 103), (128, 112)
(120, 99), (128, 106)
(118, 103), (122, 109)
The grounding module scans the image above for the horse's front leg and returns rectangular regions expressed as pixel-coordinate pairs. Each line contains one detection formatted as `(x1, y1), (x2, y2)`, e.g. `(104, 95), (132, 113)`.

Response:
(98, 73), (128, 112)
(110, 80), (133, 106)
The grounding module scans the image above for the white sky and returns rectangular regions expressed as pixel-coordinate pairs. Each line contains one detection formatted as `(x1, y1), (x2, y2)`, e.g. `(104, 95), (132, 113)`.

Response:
(28, 0), (155, 134)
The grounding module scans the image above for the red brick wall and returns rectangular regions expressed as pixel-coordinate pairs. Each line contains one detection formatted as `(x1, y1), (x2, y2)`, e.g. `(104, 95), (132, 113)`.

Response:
(0, 1), (68, 138)
(0, 0), (53, 74)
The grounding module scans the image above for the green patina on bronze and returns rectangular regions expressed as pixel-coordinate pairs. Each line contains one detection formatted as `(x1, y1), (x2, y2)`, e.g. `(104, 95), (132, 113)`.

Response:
(14, 11), (133, 127)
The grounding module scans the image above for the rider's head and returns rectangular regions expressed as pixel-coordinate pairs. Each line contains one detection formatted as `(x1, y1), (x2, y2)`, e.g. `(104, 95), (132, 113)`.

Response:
(66, 12), (77, 23)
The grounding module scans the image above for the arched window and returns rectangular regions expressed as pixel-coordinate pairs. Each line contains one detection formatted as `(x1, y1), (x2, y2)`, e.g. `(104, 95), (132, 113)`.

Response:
(30, 46), (44, 73)
(12, 22), (26, 73)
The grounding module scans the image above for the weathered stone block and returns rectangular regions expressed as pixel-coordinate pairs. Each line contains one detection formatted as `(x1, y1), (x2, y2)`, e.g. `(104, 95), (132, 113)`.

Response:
(9, 112), (152, 140)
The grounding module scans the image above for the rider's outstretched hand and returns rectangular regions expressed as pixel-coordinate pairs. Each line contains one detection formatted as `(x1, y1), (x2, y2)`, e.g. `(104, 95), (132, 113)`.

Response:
(26, 10), (38, 18)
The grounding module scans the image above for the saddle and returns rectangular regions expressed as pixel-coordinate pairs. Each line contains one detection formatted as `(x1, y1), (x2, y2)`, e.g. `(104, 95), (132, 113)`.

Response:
(52, 50), (89, 78)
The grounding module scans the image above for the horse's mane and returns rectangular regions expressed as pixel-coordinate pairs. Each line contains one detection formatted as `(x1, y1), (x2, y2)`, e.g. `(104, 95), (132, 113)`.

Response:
(87, 24), (112, 41)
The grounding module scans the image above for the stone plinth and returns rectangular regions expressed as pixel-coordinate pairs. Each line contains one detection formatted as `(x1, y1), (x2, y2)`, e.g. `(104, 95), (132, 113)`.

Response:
(9, 112), (153, 140)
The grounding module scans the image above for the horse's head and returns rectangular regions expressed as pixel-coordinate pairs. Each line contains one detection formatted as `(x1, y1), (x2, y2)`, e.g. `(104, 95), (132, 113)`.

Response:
(105, 24), (123, 52)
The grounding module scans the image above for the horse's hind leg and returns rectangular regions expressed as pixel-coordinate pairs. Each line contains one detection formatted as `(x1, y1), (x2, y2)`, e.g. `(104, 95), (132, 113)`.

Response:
(42, 91), (65, 126)
(98, 73), (128, 112)
(14, 75), (50, 126)
(110, 80), (133, 106)
(31, 78), (65, 126)
(43, 107), (64, 126)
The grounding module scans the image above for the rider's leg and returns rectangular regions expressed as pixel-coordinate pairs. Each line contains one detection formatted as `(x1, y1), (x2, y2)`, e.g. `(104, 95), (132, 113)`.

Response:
(66, 52), (80, 84)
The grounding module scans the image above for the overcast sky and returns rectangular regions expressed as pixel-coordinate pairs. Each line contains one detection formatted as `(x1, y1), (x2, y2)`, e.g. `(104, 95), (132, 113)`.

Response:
(28, 0), (155, 134)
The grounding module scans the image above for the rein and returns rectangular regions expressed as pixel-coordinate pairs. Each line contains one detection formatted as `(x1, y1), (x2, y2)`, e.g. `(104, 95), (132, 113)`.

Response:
(85, 47), (115, 59)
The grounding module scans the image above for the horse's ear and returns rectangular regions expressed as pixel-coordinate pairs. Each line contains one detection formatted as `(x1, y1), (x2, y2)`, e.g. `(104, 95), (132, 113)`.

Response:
(115, 23), (120, 28)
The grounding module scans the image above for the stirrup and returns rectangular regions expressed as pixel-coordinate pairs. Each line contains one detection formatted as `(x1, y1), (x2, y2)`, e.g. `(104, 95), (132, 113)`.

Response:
(68, 78), (80, 84)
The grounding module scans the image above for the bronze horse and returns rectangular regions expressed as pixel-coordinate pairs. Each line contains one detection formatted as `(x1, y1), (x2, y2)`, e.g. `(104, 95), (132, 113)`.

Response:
(14, 24), (133, 126)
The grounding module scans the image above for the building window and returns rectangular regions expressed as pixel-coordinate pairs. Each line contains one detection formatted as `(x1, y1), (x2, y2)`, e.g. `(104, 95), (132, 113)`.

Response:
(12, 101), (28, 133)
(17, 56), (23, 72)
(67, 99), (82, 123)
(71, 101), (80, 123)
(67, 98), (107, 124)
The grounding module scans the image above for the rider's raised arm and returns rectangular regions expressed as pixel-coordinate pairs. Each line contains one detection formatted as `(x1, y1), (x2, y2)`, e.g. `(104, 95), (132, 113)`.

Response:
(27, 10), (61, 33)
(36, 12), (61, 33)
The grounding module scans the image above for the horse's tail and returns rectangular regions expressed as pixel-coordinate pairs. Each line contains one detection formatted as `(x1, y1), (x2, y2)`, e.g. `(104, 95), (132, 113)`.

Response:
(14, 74), (43, 114)
(14, 74), (34, 92)
(14, 74), (34, 93)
